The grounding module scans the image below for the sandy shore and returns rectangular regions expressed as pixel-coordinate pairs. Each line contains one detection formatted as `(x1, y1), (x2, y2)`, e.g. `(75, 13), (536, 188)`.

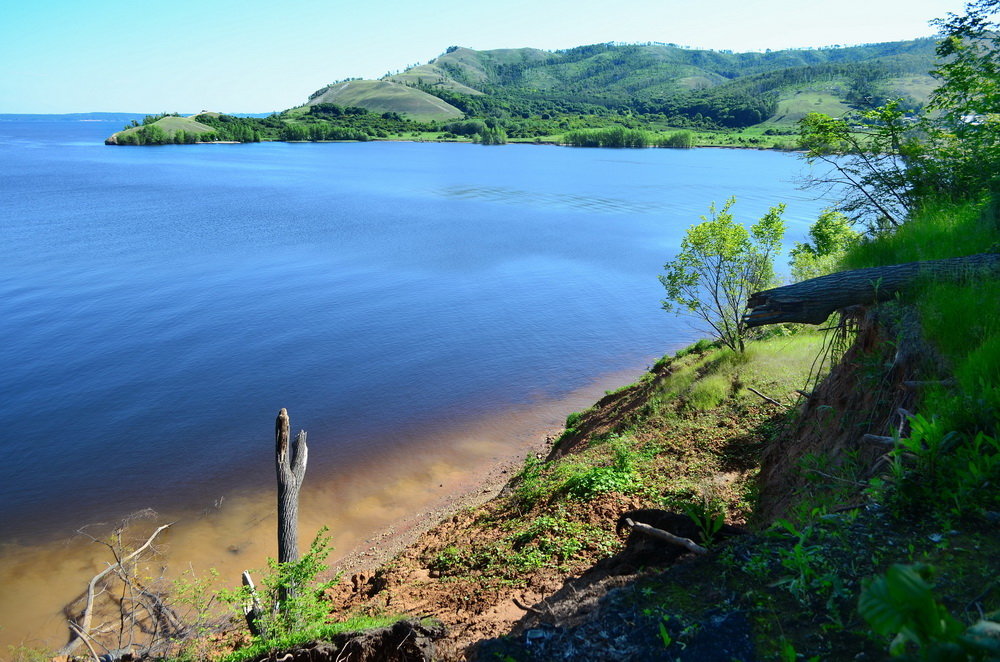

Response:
(0, 362), (653, 651)
(331, 431), (555, 577)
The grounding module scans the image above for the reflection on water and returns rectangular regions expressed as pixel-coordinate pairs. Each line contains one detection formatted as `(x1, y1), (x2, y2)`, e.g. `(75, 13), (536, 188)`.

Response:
(435, 185), (662, 214)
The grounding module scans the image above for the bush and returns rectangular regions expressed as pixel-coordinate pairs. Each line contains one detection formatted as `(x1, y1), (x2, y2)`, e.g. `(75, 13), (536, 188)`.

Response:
(224, 529), (340, 644)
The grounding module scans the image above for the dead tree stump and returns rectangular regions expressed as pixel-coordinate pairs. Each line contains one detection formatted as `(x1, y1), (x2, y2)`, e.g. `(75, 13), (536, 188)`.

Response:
(275, 408), (308, 565)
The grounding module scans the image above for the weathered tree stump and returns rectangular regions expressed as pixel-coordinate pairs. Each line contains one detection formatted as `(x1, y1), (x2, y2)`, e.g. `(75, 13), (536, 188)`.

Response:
(275, 408), (308, 565)
(744, 252), (1000, 327)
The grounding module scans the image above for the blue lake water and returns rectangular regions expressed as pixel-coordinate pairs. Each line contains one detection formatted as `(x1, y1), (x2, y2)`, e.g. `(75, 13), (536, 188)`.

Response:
(0, 120), (831, 545)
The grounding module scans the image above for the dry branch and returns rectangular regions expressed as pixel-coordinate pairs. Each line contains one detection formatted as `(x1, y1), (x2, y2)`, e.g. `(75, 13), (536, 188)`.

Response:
(241, 570), (263, 637)
(59, 522), (172, 657)
(746, 387), (785, 407)
(745, 253), (1000, 327)
(862, 434), (897, 447)
(624, 518), (708, 555)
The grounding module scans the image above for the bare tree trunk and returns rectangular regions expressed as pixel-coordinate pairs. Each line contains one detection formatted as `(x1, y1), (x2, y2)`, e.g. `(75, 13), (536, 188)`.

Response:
(745, 253), (1000, 327)
(275, 408), (308, 565)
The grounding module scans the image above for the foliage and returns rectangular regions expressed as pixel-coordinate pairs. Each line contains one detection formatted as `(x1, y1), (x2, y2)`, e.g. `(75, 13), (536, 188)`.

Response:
(658, 130), (694, 148)
(842, 196), (994, 268)
(797, 100), (921, 231)
(219, 614), (405, 662)
(225, 528), (340, 644)
(562, 444), (637, 498)
(562, 126), (652, 147)
(789, 208), (860, 281)
(925, 0), (1000, 197)
(660, 197), (786, 352)
(475, 125), (508, 145)
(859, 563), (1000, 659)
(771, 517), (852, 617)
(683, 497), (727, 545)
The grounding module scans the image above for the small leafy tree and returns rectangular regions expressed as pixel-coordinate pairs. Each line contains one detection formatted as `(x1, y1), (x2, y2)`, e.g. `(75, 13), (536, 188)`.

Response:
(659, 197), (786, 352)
(789, 209), (860, 282)
(228, 528), (340, 643)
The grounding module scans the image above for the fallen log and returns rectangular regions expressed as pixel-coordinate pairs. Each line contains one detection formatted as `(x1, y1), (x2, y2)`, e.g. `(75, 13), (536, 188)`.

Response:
(624, 518), (708, 555)
(744, 253), (1000, 327)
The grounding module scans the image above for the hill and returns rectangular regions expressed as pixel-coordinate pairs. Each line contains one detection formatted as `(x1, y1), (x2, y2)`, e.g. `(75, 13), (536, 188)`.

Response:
(105, 114), (218, 145)
(390, 39), (938, 127)
(304, 80), (463, 121)
(104, 37), (940, 146)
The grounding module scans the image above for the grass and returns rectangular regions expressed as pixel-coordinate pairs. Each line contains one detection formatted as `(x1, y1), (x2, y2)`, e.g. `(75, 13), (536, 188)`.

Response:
(217, 614), (406, 662)
(843, 196), (997, 268)
(308, 80), (463, 121)
(765, 88), (854, 126)
(114, 115), (216, 141)
(418, 330), (827, 588)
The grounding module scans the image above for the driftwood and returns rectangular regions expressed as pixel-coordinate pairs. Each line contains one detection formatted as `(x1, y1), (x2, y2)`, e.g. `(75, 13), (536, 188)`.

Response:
(745, 253), (1000, 327)
(624, 518), (708, 555)
(59, 522), (173, 657)
(241, 570), (263, 637)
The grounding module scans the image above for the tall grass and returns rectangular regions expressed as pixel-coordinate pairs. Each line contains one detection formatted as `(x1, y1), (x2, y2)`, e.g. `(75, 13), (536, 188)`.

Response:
(843, 196), (997, 268)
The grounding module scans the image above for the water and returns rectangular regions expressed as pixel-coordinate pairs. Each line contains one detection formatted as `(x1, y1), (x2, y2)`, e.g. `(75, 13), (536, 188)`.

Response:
(0, 120), (829, 647)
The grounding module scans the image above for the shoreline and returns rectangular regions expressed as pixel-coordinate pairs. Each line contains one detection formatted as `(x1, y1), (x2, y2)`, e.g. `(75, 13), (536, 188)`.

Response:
(0, 361), (654, 651)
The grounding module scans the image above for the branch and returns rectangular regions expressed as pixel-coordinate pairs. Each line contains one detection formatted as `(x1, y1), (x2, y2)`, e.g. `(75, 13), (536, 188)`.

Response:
(746, 387), (786, 407)
(59, 523), (172, 657)
(624, 518), (708, 555)
(241, 570), (263, 637)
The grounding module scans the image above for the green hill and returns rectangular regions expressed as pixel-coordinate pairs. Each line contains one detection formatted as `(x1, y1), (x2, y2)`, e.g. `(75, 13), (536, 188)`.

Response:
(305, 80), (463, 121)
(106, 114), (217, 145)
(391, 39), (938, 127)
(105, 37), (942, 146)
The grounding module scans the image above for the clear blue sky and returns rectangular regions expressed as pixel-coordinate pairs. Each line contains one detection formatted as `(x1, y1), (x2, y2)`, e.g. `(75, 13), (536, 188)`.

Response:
(0, 0), (969, 113)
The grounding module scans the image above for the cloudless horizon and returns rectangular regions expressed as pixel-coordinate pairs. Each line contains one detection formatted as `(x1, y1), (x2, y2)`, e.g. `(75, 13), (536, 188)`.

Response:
(0, 0), (969, 114)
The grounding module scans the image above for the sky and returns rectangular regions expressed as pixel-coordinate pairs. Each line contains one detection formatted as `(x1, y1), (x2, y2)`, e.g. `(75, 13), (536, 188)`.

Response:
(0, 0), (970, 114)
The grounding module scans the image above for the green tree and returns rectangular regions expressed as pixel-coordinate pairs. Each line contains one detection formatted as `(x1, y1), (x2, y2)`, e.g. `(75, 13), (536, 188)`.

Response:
(923, 0), (1000, 197)
(659, 198), (786, 352)
(475, 125), (508, 145)
(789, 209), (860, 282)
(797, 100), (920, 231)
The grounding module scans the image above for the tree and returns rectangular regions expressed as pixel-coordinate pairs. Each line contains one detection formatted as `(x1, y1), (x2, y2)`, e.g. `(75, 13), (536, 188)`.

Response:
(789, 209), (860, 282)
(660, 197), (786, 352)
(923, 0), (1000, 197)
(797, 100), (920, 231)
(275, 408), (307, 566)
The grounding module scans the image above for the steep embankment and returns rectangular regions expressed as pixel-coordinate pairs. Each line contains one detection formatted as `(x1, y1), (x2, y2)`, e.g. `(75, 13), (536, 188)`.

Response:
(322, 332), (832, 659)
(314, 281), (1000, 661)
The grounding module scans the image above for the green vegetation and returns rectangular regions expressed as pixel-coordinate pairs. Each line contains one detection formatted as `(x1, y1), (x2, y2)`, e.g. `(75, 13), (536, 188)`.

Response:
(561, 126), (694, 148)
(789, 208), (860, 281)
(108, 37), (943, 147)
(83, 3), (1000, 659)
(860, 564), (1000, 659)
(218, 614), (405, 662)
(659, 198), (786, 352)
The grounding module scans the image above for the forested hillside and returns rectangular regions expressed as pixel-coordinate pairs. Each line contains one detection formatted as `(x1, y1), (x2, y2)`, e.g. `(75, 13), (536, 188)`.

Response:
(390, 39), (937, 128)
(106, 37), (939, 146)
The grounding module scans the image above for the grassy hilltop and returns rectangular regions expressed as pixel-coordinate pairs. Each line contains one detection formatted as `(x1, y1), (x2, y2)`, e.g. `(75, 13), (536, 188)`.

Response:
(106, 37), (940, 147)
